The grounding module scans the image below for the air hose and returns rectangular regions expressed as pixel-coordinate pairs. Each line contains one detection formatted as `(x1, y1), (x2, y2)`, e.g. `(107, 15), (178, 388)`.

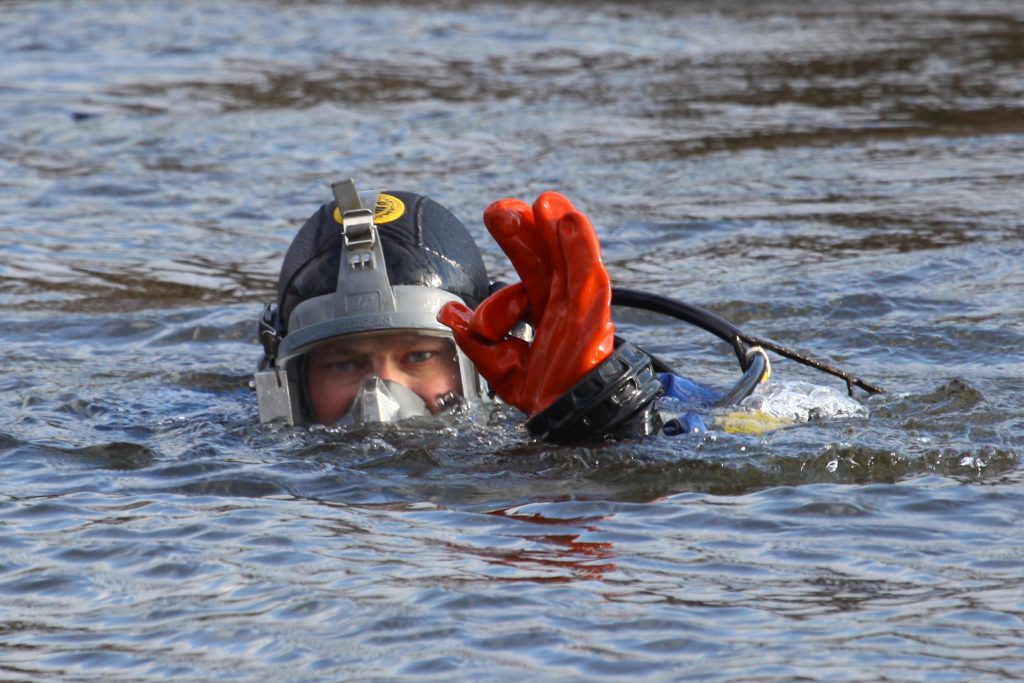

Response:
(611, 287), (884, 398)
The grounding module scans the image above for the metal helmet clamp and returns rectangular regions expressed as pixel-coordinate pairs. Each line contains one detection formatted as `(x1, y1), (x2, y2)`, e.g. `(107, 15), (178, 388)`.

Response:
(255, 179), (489, 426)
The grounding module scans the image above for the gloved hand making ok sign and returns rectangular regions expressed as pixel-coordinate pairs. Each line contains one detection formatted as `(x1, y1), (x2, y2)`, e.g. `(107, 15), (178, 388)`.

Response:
(437, 192), (616, 417)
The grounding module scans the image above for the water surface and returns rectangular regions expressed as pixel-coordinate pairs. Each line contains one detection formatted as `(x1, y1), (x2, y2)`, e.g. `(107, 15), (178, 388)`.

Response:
(1, 0), (1022, 680)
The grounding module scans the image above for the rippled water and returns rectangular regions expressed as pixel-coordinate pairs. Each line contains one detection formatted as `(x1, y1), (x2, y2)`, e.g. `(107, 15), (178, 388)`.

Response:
(2, 0), (1023, 680)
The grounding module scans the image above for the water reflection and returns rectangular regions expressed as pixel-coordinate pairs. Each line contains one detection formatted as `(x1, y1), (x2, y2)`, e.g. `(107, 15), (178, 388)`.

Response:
(487, 507), (617, 581)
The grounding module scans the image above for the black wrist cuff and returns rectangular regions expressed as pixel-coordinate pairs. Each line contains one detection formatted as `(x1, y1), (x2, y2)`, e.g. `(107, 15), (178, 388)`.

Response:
(526, 341), (664, 443)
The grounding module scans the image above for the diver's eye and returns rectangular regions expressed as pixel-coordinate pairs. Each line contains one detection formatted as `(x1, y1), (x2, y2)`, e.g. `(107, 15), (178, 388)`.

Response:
(405, 350), (436, 364)
(325, 358), (367, 375)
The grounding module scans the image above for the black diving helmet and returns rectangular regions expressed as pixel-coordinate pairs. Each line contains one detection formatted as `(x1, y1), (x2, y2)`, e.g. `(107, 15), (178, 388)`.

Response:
(255, 180), (490, 427)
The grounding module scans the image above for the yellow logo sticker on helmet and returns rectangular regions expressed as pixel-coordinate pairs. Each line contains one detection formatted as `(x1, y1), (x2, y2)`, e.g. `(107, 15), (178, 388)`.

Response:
(373, 194), (405, 224)
(332, 193), (406, 225)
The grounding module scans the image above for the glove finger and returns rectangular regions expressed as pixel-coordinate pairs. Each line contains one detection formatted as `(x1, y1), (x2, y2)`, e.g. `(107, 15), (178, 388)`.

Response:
(468, 283), (531, 340)
(532, 192), (592, 327)
(436, 300), (474, 336)
(531, 191), (580, 279)
(438, 301), (514, 368)
(437, 302), (531, 411)
(556, 210), (610, 310)
(484, 199), (553, 314)
(556, 210), (616, 363)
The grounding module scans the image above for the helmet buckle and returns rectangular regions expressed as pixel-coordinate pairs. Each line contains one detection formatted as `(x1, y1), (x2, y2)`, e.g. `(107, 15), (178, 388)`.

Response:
(342, 209), (377, 272)
(341, 208), (376, 251)
(258, 302), (282, 364)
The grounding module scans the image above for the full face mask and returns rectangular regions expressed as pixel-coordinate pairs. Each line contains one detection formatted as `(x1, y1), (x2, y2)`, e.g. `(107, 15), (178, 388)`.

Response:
(255, 179), (487, 426)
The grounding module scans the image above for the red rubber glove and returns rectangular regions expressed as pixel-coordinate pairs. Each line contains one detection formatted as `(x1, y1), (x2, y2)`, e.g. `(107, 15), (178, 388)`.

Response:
(437, 192), (615, 416)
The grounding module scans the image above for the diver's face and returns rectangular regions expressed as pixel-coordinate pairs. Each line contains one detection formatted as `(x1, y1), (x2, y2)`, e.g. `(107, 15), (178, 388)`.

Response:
(305, 333), (463, 425)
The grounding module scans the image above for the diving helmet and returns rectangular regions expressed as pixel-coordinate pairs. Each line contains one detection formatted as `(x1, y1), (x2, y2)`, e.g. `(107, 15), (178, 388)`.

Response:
(255, 179), (489, 426)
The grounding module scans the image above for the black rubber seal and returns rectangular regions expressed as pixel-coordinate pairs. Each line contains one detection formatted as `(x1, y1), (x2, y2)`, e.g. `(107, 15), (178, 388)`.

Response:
(526, 341), (665, 443)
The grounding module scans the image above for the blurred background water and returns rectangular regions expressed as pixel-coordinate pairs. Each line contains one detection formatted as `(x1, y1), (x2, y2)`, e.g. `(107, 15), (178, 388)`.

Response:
(1, 0), (1022, 681)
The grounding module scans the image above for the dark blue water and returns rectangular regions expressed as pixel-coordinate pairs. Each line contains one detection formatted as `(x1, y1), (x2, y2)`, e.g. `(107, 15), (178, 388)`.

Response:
(2, 1), (1023, 680)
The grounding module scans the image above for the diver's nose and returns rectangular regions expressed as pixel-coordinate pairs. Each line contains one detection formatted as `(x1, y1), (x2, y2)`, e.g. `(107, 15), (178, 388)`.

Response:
(372, 356), (404, 384)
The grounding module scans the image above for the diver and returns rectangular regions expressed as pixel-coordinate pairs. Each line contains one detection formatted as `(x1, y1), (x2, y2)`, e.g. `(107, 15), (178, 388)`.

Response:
(255, 179), (881, 441)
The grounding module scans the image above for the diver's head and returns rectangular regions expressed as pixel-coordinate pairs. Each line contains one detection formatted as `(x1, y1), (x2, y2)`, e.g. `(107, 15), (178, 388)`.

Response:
(255, 179), (489, 426)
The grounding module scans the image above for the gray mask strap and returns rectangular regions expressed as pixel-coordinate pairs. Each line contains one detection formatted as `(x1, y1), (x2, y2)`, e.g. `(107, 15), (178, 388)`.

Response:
(330, 178), (382, 223)
(331, 178), (362, 213)
(329, 180), (397, 316)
